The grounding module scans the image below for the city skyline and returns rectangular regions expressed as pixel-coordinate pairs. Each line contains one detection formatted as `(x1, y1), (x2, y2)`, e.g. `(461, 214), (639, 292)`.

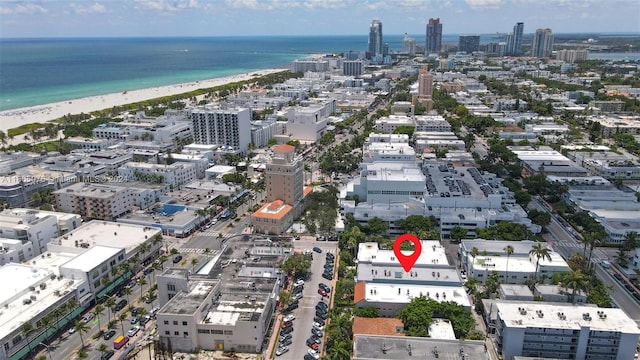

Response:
(1, 0), (639, 38)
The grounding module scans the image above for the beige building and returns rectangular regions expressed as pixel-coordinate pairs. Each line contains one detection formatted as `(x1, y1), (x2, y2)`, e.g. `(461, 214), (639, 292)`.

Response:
(252, 144), (308, 234)
(54, 183), (133, 221)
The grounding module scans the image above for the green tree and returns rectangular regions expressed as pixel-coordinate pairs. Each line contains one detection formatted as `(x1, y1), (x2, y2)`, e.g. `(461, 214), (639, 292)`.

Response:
(366, 217), (388, 235)
(529, 244), (552, 282)
(98, 344), (108, 358)
(21, 322), (35, 356)
(74, 321), (90, 348)
(504, 245), (514, 284)
(528, 209), (551, 227)
(280, 253), (311, 277)
(139, 278), (148, 299)
(325, 340), (351, 360)
(105, 297), (116, 321)
(92, 304), (105, 332)
(122, 287), (132, 307)
(354, 306), (379, 318)
(118, 313), (128, 336)
(449, 226), (468, 243)
(399, 296), (435, 337)
(561, 269), (590, 304)
(267, 138), (277, 147)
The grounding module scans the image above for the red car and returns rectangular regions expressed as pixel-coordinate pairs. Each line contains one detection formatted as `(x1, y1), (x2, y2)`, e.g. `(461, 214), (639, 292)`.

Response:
(317, 289), (327, 297)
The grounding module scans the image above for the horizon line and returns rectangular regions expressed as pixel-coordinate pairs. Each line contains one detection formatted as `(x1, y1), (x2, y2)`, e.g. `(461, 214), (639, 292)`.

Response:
(2, 32), (639, 41)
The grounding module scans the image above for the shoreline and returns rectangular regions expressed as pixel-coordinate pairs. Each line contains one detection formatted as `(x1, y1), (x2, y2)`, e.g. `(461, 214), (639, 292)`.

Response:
(0, 68), (289, 134)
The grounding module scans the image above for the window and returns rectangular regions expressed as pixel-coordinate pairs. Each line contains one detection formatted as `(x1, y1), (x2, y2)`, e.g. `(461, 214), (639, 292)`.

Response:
(167, 284), (176, 292)
(173, 321), (178, 325)
(182, 321), (187, 326)
(165, 331), (170, 335)
(224, 330), (233, 335)
(183, 332), (189, 336)
(212, 330), (223, 334)
(174, 331), (179, 336)
(164, 320), (169, 325)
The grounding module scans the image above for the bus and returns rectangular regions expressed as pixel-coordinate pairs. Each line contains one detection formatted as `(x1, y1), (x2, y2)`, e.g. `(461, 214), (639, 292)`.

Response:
(114, 335), (129, 349)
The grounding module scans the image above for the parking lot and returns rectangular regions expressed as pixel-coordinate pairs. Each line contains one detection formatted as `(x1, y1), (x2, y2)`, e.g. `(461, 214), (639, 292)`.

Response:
(276, 243), (338, 360)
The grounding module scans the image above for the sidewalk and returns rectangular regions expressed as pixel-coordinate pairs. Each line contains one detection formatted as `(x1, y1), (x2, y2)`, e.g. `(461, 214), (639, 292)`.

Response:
(263, 314), (282, 360)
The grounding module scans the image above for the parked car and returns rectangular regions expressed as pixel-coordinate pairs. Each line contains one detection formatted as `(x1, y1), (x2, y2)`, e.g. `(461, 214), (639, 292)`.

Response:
(319, 283), (331, 293)
(294, 279), (305, 287)
(309, 336), (321, 344)
(326, 253), (334, 260)
(313, 247), (322, 253)
(323, 264), (334, 271)
(311, 328), (323, 338)
(83, 313), (95, 322)
(304, 354), (317, 360)
(280, 333), (292, 342)
(281, 321), (293, 329)
(140, 315), (151, 326)
(100, 350), (115, 360)
(103, 330), (117, 340)
(292, 293), (303, 301)
(173, 255), (183, 263)
(313, 317), (325, 326)
(315, 311), (327, 319)
(130, 317), (138, 324)
(127, 326), (140, 337)
(307, 349), (320, 359)
(281, 326), (294, 335)
(114, 299), (127, 311)
(284, 314), (295, 323)
(316, 301), (328, 309)
(275, 346), (289, 356)
(306, 339), (319, 350)
(279, 337), (292, 347)
(312, 322), (324, 331)
(285, 303), (299, 312)
(321, 272), (332, 280)
(318, 289), (327, 297)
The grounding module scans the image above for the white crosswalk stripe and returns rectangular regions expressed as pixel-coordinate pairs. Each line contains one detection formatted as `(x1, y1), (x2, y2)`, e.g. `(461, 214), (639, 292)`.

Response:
(180, 248), (205, 254)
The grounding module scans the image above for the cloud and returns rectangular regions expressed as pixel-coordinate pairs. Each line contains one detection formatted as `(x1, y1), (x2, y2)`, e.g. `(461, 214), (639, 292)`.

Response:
(1, 2), (49, 14)
(134, 0), (201, 12)
(71, 2), (107, 14)
(465, 0), (503, 9)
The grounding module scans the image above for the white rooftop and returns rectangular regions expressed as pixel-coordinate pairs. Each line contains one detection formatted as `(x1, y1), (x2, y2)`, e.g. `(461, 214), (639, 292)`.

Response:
(0, 263), (83, 339)
(429, 319), (457, 340)
(469, 251), (568, 274)
(60, 246), (123, 272)
(361, 282), (470, 308)
(54, 221), (160, 254)
(358, 241), (448, 266)
(497, 302), (640, 333)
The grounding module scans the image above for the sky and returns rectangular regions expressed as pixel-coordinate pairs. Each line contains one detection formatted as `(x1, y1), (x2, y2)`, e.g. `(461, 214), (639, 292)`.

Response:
(1, 0), (639, 38)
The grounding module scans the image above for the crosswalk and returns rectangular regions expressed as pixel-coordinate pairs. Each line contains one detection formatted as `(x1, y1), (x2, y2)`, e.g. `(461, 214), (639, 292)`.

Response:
(180, 248), (206, 254)
(554, 242), (583, 249)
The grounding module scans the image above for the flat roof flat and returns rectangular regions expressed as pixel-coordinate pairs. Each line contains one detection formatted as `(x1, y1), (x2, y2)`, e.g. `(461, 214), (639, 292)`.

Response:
(359, 282), (470, 308)
(497, 302), (640, 333)
(61, 246), (122, 272)
(358, 241), (449, 266)
(0, 263), (83, 339)
(354, 335), (489, 360)
(161, 280), (216, 315)
(54, 221), (160, 254)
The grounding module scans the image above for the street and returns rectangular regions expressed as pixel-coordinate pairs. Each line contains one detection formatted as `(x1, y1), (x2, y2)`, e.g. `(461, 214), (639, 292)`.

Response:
(277, 239), (338, 360)
(530, 198), (640, 325)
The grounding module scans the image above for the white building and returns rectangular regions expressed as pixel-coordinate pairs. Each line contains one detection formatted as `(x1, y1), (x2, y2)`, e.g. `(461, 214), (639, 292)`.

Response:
(118, 162), (197, 187)
(59, 245), (127, 299)
(190, 106), (251, 153)
(494, 302), (640, 360)
(0, 210), (59, 256)
(0, 239), (34, 266)
(362, 134), (416, 164)
(375, 115), (414, 133)
(355, 241), (469, 316)
(280, 100), (335, 142)
(251, 119), (282, 148)
(459, 240), (568, 284)
(0, 261), (85, 360)
(64, 137), (114, 151)
(54, 182), (135, 221)
(414, 115), (451, 132)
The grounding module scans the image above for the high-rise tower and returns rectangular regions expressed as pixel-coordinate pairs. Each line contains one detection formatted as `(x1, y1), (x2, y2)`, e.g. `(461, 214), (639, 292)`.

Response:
(531, 28), (554, 58)
(417, 65), (433, 111)
(506, 22), (524, 55)
(425, 18), (443, 54)
(368, 20), (383, 57)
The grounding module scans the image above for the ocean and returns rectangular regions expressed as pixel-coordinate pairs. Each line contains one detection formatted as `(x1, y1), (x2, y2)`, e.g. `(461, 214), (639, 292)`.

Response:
(0, 35), (637, 111)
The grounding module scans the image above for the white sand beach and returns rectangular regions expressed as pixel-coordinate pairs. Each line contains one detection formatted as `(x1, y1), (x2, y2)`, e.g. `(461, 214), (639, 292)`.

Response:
(0, 68), (288, 134)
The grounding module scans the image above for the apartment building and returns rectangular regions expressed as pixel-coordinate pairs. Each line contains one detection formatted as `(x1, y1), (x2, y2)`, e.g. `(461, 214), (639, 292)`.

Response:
(375, 115), (414, 133)
(354, 241), (469, 317)
(0, 210), (59, 256)
(118, 162), (197, 187)
(190, 106), (251, 153)
(54, 183), (134, 221)
(414, 115), (451, 132)
(494, 302), (639, 359)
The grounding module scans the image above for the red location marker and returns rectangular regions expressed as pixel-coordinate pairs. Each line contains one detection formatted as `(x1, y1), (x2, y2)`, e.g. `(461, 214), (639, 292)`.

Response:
(393, 234), (422, 272)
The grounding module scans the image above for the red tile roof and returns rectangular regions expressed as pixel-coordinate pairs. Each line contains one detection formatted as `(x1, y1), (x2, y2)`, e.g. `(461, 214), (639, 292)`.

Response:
(251, 200), (293, 220)
(274, 144), (295, 152)
(352, 317), (405, 336)
(354, 281), (366, 304)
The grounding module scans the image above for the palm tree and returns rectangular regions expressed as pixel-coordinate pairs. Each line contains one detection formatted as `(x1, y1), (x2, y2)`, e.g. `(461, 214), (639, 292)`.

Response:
(585, 231), (604, 269)
(622, 231), (639, 258)
(21, 322), (35, 356)
(529, 244), (552, 283)
(137, 308), (149, 328)
(138, 243), (150, 263)
(51, 307), (64, 332)
(561, 269), (590, 304)
(325, 340), (351, 360)
(615, 248), (629, 267)
(504, 245), (514, 284)
(64, 299), (78, 323)
(74, 321), (90, 348)
(191, 258), (199, 273)
(139, 278), (148, 299)
(39, 314), (54, 340)
(76, 348), (88, 359)
(118, 313), (128, 336)
(93, 304), (105, 332)
(122, 287), (133, 306)
(98, 344), (108, 358)
(105, 297), (117, 321)
(204, 248), (211, 260)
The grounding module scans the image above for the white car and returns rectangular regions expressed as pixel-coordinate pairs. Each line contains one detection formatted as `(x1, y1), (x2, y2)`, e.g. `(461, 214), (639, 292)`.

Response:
(312, 322), (324, 331)
(275, 346), (289, 356)
(283, 314), (295, 323)
(83, 313), (95, 322)
(307, 349), (320, 359)
(127, 326), (140, 337)
(294, 279), (304, 287)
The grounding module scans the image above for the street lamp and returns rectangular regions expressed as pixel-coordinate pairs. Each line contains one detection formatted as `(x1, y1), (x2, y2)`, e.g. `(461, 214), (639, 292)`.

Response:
(39, 343), (53, 360)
